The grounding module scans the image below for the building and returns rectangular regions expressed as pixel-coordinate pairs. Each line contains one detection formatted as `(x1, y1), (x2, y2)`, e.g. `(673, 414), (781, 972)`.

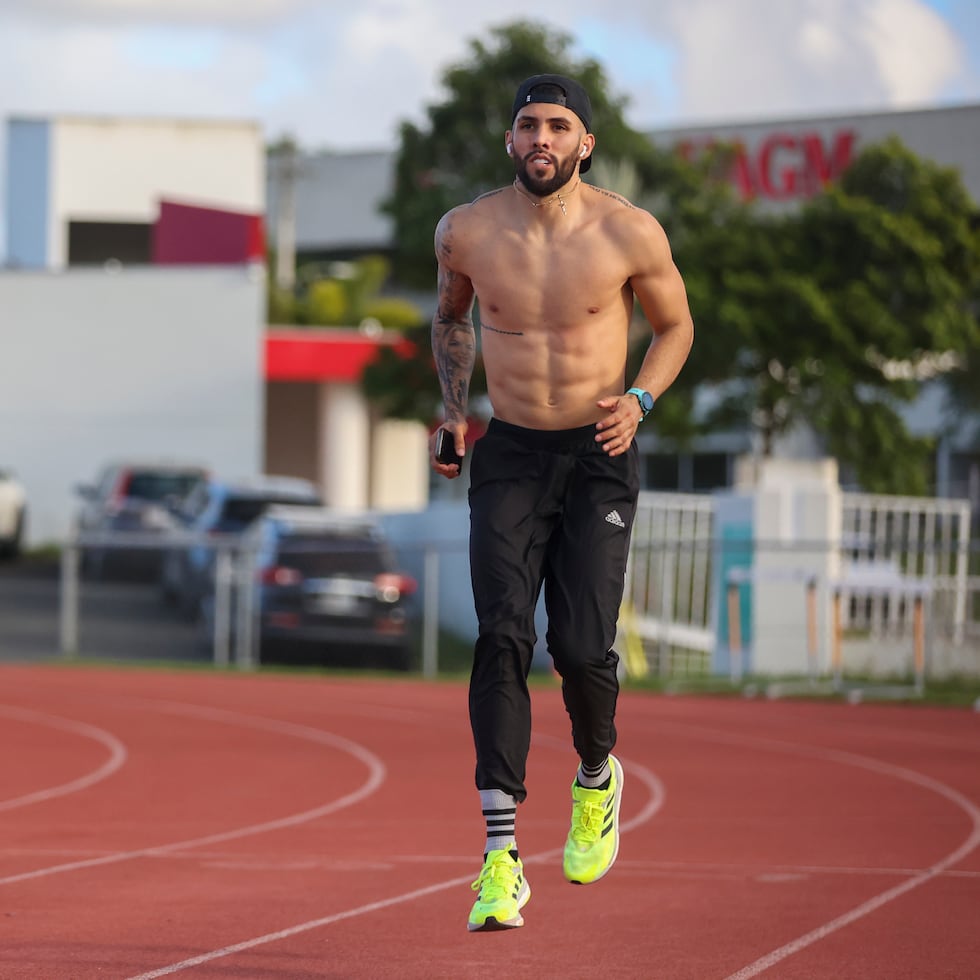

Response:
(2, 115), (428, 547)
(5, 115), (265, 269)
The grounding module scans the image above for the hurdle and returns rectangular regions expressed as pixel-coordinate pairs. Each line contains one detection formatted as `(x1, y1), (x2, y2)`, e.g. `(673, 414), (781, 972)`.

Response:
(725, 566), (832, 694)
(832, 563), (932, 702)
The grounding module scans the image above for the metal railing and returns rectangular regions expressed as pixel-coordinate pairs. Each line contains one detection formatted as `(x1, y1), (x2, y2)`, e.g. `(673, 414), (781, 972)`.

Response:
(57, 493), (979, 682)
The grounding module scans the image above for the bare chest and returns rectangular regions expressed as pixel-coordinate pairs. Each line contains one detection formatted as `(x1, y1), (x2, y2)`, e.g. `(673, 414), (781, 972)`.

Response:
(466, 230), (631, 329)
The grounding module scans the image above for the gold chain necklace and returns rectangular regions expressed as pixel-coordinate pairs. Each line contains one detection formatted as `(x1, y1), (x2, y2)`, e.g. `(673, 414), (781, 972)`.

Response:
(513, 179), (580, 216)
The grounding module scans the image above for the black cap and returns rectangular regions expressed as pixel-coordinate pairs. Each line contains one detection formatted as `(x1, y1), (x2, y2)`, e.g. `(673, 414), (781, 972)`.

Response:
(511, 74), (594, 173)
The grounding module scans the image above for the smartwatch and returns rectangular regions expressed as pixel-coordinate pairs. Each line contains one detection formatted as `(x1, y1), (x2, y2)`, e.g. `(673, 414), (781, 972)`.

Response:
(626, 387), (655, 421)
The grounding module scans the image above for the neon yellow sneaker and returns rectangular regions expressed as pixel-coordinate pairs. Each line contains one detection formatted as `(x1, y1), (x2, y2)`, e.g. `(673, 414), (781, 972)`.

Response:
(562, 755), (624, 884)
(467, 846), (530, 932)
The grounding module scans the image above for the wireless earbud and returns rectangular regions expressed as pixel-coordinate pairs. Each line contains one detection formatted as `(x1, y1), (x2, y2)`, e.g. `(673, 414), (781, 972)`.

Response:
(580, 147), (587, 158)
(506, 142), (513, 154)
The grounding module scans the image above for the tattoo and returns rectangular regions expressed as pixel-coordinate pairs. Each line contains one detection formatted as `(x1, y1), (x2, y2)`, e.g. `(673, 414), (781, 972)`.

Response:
(433, 212), (477, 421)
(473, 187), (508, 204)
(482, 322), (523, 336)
(432, 319), (475, 420)
(591, 186), (635, 209)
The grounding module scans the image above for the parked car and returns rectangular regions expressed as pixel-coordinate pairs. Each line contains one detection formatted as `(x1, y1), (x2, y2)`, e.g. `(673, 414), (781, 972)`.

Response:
(229, 505), (418, 670)
(74, 460), (209, 578)
(160, 475), (322, 619)
(0, 468), (27, 558)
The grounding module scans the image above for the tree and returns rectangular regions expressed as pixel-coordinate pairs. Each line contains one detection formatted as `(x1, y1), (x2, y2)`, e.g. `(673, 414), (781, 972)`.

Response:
(665, 137), (980, 493)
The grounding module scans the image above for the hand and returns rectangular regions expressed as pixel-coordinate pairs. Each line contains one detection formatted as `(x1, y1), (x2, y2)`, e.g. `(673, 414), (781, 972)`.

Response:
(594, 395), (642, 457)
(431, 423), (467, 479)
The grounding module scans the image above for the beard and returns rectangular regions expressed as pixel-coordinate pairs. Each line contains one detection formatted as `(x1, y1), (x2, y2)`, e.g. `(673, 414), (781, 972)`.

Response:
(514, 151), (579, 197)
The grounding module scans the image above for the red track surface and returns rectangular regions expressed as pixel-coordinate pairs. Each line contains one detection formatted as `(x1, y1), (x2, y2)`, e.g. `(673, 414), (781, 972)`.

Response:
(1, 663), (978, 979)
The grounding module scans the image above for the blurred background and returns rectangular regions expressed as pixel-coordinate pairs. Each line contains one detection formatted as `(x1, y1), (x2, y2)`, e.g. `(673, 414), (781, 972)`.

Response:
(0, 3), (978, 698)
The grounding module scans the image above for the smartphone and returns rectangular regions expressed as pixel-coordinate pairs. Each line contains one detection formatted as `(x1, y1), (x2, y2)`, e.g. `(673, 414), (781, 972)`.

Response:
(435, 428), (463, 466)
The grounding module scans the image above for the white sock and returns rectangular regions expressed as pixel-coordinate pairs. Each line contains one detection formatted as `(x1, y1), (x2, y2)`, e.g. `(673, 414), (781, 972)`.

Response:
(479, 788), (517, 854)
(576, 758), (611, 789)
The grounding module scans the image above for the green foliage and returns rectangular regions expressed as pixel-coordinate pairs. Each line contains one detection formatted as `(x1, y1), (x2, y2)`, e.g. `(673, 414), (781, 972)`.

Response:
(667, 136), (980, 490)
(306, 279), (348, 325)
(272, 255), (424, 330)
(362, 298), (427, 330)
(267, 285), (299, 325)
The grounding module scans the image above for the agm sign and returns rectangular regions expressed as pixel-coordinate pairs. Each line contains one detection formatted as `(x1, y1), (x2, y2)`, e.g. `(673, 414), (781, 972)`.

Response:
(676, 129), (858, 201)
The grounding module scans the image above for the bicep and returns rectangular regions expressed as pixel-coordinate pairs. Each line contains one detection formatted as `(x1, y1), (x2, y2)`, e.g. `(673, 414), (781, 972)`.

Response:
(628, 220), (692, 336)
(434, 211), (475, 324)
(435, 262), (475, 325)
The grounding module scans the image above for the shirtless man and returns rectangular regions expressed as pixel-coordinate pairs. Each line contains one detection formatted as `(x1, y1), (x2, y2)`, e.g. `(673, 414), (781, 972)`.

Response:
(431, 74), (694, 932)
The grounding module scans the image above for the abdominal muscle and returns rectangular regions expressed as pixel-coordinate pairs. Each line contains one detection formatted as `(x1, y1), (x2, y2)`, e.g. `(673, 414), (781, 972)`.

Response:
(480, 313), (629, 430)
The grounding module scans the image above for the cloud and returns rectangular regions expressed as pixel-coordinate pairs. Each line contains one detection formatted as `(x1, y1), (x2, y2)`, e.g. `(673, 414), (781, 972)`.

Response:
(0, 0), (974, 152)
(0, 0), (316, 28)
(656, 0), (966, 124)
(861, 0), (964, 103)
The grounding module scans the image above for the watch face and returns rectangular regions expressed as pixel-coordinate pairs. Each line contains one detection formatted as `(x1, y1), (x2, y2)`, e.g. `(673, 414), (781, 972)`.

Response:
(640, 391), (654, 412)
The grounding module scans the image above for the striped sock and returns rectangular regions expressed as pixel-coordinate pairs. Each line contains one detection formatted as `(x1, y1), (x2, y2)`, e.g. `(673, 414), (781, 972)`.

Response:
(576, 758), (611, 789)
(479, 789), (517, 855)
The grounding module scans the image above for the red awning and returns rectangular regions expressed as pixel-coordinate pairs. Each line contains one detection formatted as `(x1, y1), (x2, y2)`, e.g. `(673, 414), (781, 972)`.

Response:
(264, 329), (415, 382)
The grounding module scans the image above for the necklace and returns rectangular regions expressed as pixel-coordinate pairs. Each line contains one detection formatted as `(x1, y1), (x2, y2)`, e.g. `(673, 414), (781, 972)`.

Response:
(513, 179), (580, 216)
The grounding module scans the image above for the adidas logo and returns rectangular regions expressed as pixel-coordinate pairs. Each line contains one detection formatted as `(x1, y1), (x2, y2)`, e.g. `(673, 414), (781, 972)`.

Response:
(604, 510), (625, 528)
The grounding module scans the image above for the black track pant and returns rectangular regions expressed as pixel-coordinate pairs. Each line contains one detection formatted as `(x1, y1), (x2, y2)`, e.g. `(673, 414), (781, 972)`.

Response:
(467, 418), (639, 802)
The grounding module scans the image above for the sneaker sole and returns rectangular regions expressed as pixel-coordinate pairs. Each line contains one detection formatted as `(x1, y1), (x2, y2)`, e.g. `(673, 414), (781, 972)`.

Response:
(567, 754), (624, 885)
(467, 879), (530, 932)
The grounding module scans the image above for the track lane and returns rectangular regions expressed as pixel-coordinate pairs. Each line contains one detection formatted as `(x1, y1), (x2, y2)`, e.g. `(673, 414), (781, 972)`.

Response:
(0, 665), (976, 979)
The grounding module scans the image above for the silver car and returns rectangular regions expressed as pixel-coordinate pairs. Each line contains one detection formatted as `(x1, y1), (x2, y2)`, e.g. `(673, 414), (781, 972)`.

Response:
(74, 460), (209, 578)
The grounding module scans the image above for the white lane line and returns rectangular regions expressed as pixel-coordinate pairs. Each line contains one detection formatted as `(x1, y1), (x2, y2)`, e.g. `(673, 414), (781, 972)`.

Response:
(125, 746), (667, 979)
(650, 720), (980, 980)
(0, 705), (128, 812)
(125, 875), (477, 979)
(0, 700), (386, 886)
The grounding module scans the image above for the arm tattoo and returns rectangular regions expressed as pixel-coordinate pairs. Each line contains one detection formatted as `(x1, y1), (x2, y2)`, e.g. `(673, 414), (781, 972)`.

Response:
(433, 214), (476, 422)
(433, 315), (476, 422)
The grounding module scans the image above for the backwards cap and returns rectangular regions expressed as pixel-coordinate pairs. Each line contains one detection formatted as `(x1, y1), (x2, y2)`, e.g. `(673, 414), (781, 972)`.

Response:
(511, 74), (594, 173)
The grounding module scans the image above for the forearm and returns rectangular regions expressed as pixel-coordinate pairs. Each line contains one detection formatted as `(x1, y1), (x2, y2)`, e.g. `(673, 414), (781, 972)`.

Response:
(432, 314), (477, 423)
(631, 317), (694, 399)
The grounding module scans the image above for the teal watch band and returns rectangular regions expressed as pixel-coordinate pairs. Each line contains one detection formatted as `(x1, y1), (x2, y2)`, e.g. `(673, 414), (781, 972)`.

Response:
(627, 387), (655, 420)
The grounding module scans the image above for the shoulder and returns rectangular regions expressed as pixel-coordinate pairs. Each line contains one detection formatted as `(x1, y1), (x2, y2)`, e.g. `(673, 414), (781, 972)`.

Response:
(435, 186), (510, 259)
(437, 186), (509, 231)
(586, 184), (671, 254)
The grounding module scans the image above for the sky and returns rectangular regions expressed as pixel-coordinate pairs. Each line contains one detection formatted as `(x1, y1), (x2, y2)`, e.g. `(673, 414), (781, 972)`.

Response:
(0, 0), (978, 155)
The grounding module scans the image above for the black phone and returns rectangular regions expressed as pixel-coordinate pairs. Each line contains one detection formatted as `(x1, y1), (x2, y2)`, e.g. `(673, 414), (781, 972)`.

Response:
(435, 428), (463, 466)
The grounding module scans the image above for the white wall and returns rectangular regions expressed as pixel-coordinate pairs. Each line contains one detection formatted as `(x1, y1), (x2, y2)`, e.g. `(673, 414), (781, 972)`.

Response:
(7, 116), (264, 268)
(0, 266), (265, 545)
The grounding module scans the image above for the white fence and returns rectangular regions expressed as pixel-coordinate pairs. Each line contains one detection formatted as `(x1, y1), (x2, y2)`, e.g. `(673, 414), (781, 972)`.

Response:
(621, 492), (715, 676)
(840, 494), (974, 643)
(620, 489), (976, 679)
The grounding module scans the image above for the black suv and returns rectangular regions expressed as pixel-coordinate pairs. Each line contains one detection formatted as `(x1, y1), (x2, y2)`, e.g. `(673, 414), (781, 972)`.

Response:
(244, 506), (417, 670)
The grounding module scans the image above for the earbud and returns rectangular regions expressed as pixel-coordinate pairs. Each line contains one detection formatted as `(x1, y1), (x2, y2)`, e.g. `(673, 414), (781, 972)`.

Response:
(580, 147), (587, 158)
(506, 142), (513, 155)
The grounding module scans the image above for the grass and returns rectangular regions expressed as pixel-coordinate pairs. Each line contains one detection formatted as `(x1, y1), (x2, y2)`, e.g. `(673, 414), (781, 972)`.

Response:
(621, 670), (980, 708)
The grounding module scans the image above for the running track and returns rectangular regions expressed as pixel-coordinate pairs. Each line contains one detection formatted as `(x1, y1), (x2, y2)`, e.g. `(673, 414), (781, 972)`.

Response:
(1, 663), (978, 979)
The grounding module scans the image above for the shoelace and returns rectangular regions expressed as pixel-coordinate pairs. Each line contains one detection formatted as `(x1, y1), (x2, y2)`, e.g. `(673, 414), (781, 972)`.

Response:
(570, 799), (605, 844)
(471, 856), (517, 898)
